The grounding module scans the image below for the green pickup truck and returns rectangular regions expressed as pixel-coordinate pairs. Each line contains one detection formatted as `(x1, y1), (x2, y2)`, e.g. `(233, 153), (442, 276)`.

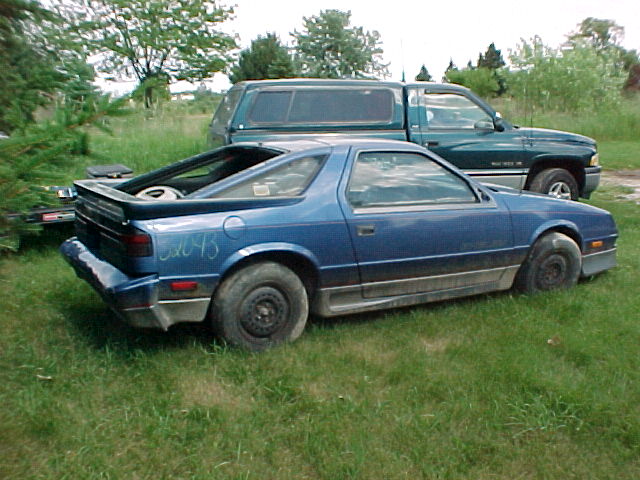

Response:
(209, 79), (600, 200)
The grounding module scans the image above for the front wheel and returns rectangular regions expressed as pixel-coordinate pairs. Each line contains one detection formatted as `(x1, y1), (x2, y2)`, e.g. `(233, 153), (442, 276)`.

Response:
(529, 168), (579, 201)
(211, 262), (309, 351)
(514, 232), (582, 294)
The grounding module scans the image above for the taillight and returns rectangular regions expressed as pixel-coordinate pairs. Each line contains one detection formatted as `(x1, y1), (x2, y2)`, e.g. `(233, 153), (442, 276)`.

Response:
(120, 230), (153, 257)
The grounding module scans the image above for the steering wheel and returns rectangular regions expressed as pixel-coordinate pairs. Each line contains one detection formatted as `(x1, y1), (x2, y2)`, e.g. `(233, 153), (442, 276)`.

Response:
(135, 185), (184, 200)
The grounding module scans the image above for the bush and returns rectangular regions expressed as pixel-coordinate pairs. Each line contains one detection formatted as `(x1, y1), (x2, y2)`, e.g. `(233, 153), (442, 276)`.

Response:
(445, 68), (500, 99)
(508, 37), (626, 112)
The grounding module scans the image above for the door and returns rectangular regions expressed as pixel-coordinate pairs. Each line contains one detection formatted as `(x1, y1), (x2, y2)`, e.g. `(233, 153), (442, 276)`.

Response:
(341, 149), (516, 298)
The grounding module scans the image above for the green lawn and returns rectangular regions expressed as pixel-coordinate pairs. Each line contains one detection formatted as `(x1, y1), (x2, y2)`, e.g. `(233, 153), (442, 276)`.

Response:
(599, 141), (640, 171)
(1, 109), (639, 479)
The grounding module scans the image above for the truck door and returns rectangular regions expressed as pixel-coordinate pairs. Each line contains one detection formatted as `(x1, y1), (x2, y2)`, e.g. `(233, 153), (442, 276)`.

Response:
(407, 87), (527, 189)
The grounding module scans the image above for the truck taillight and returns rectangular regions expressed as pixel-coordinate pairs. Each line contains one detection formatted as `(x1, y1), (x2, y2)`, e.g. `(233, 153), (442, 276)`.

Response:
(120, 230), (153, 257)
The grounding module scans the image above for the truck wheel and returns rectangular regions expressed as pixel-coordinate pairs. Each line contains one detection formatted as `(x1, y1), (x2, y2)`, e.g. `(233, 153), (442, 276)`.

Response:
(211, 262), (308, 351)
(514, 232), (581, 294)
(529, 168), (579, 200)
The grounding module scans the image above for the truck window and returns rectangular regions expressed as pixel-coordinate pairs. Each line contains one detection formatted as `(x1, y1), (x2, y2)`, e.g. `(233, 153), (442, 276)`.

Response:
(210, 87), (242, 136)
(421, 93), (492, 129)
(248, 88), (394, 125)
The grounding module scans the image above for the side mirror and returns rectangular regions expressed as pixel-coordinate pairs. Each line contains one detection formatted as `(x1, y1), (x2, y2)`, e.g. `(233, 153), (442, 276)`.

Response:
(493, 116), (506, 132)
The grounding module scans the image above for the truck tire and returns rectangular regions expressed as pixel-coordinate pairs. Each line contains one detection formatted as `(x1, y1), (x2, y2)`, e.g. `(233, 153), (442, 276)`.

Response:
(513, 232), (581, 294)
(211, 261), (309, 351)
(529, 168), (579, 200)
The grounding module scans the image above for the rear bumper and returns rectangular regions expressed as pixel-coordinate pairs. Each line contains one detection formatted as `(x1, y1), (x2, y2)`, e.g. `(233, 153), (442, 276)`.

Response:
(60, 238), (210, 330)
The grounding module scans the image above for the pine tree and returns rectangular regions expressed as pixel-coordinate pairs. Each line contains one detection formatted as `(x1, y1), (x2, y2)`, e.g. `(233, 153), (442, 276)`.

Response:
(230, 33), (296, 83)
(0, 95), (129, 251)
(415, 65), (432, 82)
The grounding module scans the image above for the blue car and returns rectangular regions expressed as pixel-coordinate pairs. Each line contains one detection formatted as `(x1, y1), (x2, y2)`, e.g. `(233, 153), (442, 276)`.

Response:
(60, 139), (617, 350)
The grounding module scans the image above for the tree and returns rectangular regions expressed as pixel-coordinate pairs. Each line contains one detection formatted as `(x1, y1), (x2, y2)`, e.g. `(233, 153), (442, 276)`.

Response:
(415, 65), (432, 82)
(230, 33), (296, 84)
(0, 1), (63, 133)
(62, 0), (236, 107)
(568, 18), (639, 72)
(0, 94), (129, 251)
(568, 18), (624, 52)
(292, 9), (388, 79)
(445, 68), (499, 98)
(477, 43), (506, 95)
(445, 59), (457, 73)
(477, 43), (505, 70)
(508, 36), (626, 112)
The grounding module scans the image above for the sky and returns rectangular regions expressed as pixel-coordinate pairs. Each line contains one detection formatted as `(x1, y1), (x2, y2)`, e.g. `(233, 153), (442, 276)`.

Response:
(97, 0), (640, 94)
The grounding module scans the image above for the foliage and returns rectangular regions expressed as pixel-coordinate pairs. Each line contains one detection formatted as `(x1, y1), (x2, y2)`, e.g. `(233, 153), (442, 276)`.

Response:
(292, 9), (388, 79)
(477, 42), (505, 70)
(445, 67), (500, 98)
(445, 58), (457, 75)
(508, 36), (626, 113)
(60, 0), (236, 107)
(0, 1), (62, 133)
(0, 95), (129, 251)
(229, 33), (296, 84)
(567, 17), (639, 72)
(415, 65), (432, 82)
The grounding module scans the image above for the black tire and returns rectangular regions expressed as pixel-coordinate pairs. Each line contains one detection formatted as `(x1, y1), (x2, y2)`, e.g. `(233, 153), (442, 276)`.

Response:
(529, 168), (579, 201)
(514, 232), (582, 294)
(211, 262), (308, 351)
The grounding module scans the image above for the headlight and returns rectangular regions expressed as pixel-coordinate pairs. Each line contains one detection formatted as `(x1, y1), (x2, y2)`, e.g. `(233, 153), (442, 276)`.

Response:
(589, 154), (599, 167)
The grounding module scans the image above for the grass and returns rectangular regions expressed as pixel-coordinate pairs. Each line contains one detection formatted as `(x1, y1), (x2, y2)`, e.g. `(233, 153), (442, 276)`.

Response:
(2, 107), (640, 479)
(494, 96), (640, 171)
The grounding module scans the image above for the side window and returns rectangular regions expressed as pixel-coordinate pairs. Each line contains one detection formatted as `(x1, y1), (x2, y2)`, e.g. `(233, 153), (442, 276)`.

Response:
(210, 87), (242, 134)
(247, 88), (394, 125)
(348, 152), (477, 207)
(248, 91), (292, 123)
(212, 155), (326, 199)
(422, 93), (492, 129)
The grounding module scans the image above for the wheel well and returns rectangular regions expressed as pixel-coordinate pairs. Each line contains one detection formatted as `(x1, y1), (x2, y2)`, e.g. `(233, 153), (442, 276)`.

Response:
(525, 160), (585, 193)
(537, 227), (582, 252)
(219, 252), (319, 298)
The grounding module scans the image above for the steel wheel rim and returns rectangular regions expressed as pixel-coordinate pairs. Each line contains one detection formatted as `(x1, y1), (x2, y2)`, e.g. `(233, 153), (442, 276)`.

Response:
(536, 253), (568, 290)
(240, 286), (289, 337)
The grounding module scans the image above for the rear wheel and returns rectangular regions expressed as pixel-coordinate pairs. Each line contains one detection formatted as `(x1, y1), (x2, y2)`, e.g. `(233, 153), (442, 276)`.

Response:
(529, 168), (579, 201)
(514, 232), (581, 294)
(211, 262), (308, 351)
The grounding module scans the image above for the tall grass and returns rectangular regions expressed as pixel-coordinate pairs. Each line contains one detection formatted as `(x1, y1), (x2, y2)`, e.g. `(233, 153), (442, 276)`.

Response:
(1, 109), (639, 479)
(494, 96), (640, 142)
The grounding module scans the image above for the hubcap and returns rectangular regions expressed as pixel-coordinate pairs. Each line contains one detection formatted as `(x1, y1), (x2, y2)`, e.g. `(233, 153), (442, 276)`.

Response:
(548, 182), (572, 200)
(536, 253), (568, 290)
(240, 287), (288, 338)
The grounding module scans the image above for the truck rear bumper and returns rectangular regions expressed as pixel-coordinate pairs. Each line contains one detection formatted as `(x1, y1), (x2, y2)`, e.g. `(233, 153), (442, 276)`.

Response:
(60, 238), (210, 330)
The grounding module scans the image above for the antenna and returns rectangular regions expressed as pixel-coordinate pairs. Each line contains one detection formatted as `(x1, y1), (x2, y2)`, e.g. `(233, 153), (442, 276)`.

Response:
(400, 39), (406, 83)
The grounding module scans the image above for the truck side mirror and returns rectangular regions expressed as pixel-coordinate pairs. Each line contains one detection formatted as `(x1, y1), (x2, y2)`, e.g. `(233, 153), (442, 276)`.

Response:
(493, 117), (506, 132)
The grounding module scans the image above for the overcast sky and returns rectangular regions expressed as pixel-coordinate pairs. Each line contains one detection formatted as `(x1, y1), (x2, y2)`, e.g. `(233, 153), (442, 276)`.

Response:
(100, 0), (640, 93)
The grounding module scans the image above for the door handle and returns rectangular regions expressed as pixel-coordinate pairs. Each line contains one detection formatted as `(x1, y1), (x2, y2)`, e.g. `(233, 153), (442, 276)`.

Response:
(426, 141), (439, 147)
(357, 225), (376, 236)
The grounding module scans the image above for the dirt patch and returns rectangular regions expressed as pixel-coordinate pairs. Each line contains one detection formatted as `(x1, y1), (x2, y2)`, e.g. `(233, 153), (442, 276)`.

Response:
(600, 170), (640, 203)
